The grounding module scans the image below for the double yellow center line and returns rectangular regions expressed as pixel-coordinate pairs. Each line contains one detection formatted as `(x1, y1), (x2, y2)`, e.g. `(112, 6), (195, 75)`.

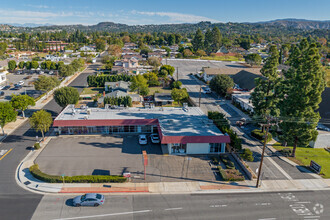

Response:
(0, 148), (13, 161)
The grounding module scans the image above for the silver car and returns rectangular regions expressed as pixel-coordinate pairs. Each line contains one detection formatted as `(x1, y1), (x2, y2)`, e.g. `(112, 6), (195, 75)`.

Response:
(73, 193), (105, 207)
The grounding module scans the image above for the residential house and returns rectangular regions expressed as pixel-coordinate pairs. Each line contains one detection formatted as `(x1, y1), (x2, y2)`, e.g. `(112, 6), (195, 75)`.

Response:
(79, 45), (96, 52)
(114, 58), (139, 68)
(202, 67), (263, 91)
(123, 43), (138, 50)
(154, 93), (174, 106)
(98, 90), (143, 106)
(231, 92), (254, 113)
(104, 81), (131, 92)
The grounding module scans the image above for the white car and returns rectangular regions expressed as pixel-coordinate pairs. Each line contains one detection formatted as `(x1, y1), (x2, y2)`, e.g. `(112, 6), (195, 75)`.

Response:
(150, 134), (160, 144)
(17, 81), (24, 86)
(139, 135), (147, 145)
(0, 85), (4, 90)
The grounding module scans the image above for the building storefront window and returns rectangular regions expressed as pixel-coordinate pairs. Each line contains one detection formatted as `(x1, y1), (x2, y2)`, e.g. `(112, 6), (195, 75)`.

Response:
(171, 143), (186, 154)
(209, 143), (222, 153)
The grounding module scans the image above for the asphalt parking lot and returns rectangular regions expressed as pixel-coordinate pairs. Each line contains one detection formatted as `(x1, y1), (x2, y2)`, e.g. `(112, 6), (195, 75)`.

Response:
(36, 135), (216, 183)
(1, 72), (47, 100)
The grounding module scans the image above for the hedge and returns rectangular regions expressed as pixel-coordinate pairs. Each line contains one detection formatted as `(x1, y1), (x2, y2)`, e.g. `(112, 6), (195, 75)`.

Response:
(217, 166), (245, 181)
(34, 142), (40, 150)
(29, 164), (127, 183)
(251, 129), (272, 143)
(87, 75), (132, 87)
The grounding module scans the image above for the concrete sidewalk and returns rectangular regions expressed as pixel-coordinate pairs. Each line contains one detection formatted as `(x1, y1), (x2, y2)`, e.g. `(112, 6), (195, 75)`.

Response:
(16, 143), (330, 195)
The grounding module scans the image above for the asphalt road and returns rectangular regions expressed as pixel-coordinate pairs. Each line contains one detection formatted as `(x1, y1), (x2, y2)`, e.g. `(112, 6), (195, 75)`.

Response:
(164, 59), (316, 181)
(31, 190), (330, 220)
(0, 62), (99, 220)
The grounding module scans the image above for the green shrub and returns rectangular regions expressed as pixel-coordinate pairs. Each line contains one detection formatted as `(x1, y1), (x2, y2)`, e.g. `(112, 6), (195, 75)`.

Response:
(34, 142), (40, 150)
(29, 164), (126, 183)
(241, 149), (254, 162)
(281, 148), (293, 157)
(217, 166), (244, 181)
(251, 129), (272, 143)
(220, 154), (235, 169)
(211, 156), (219, 165)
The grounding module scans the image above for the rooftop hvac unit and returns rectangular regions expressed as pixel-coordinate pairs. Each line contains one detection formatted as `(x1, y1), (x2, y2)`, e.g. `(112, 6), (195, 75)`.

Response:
(87, 109), (91, 115)
(84, 115), (88, 120)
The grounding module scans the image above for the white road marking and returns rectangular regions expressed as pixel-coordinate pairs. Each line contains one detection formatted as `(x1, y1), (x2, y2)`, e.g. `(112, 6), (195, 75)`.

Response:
(304, 216), (320, 219)
(164, 207), (183, 211)
(52, 210), (152, 220)
(0, 149), (8, 155)
(256, 203), (271, 206)
(297, 202), (311, 204)
(210, 204), (227, 208)
(258, 218), (276, 220)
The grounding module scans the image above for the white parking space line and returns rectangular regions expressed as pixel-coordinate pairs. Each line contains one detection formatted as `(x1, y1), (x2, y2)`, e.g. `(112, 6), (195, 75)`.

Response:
(164, 207), (183, 211)
(258, 218), (276, 220)
(52, 209), (152, 220)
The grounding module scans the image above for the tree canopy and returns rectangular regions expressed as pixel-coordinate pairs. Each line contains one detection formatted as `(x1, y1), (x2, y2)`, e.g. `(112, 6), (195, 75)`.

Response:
(34, 75), (60, 91)
(0, 102), (17, 135)
(245, 53), (262, 67)
(209, 75), (234, 96)
(54, 87), (80, 108)
(10, 94), (35, 118)
(29, 110), (53, 139)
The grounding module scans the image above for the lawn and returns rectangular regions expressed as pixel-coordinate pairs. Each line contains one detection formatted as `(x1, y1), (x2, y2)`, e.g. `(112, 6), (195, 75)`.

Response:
(148, 86), (171, 95)
(273, 142), (330, 178)
(81, 87), (103, 95)
(200, 56), (244, 62)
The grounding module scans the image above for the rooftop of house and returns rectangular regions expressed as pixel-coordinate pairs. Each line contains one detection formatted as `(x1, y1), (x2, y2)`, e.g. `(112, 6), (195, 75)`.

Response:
(203, 67), (261, 76)
(104, 81), (131, 90)
(54, 106), (225, 138)
(154, 93), (174, 102)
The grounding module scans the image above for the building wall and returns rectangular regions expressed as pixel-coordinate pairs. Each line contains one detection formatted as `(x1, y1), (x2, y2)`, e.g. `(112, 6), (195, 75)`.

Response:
(186, 143), (210, 154)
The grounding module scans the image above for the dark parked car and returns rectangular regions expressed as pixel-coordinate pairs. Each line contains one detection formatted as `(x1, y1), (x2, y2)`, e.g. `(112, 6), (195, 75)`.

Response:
(73, 193), (105, 207)
(2, 85), (10, 90)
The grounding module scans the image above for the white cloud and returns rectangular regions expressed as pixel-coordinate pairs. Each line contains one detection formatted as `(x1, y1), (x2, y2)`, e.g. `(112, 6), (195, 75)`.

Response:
(133, 10), (221, 23)
(24, 4), (50, 9)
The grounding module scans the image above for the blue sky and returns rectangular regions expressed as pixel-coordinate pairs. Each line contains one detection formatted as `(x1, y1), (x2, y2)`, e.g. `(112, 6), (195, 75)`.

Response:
(1, 0), (329, 25)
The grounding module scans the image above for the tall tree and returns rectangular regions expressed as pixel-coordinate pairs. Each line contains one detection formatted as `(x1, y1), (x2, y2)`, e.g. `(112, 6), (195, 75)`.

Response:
(0, 102), (17, 135)
(251, 45), (280, 127)
(171, 88), (189, 104)
(54, 87), (80, 108)
(204, 29), (212, 54)
(34, 76), (60, 92)
(8, 60), (16, 71)
(279, 39), (326, 157)
(10, 94), (35, 118)
(210, 26), (222, 52)
(192, 28), (204, 52)
(29, 110), (53, 140)
(130, 75), (149, 97)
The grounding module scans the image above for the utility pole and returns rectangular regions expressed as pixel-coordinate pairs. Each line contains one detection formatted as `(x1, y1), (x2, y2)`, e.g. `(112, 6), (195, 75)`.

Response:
(256, 116), (276, 188)
(199, 85), (202, 107)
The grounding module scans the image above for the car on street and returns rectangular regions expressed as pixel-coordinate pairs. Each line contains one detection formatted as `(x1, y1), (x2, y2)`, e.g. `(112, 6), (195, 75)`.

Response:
(0, 85), (4, 90)
(139, 135), (148, 145)
(73, 193), (105, 207)
(17, 80), (25, 86)
(202, 87), (211, 94)
(150, 134), (160, 144)
(0, 91), (4, 97)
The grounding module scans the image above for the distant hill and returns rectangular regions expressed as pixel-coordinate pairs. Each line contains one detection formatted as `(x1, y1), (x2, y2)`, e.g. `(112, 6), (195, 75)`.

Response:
(257, 18), (330, 30)
(0, 19), (329, 36)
